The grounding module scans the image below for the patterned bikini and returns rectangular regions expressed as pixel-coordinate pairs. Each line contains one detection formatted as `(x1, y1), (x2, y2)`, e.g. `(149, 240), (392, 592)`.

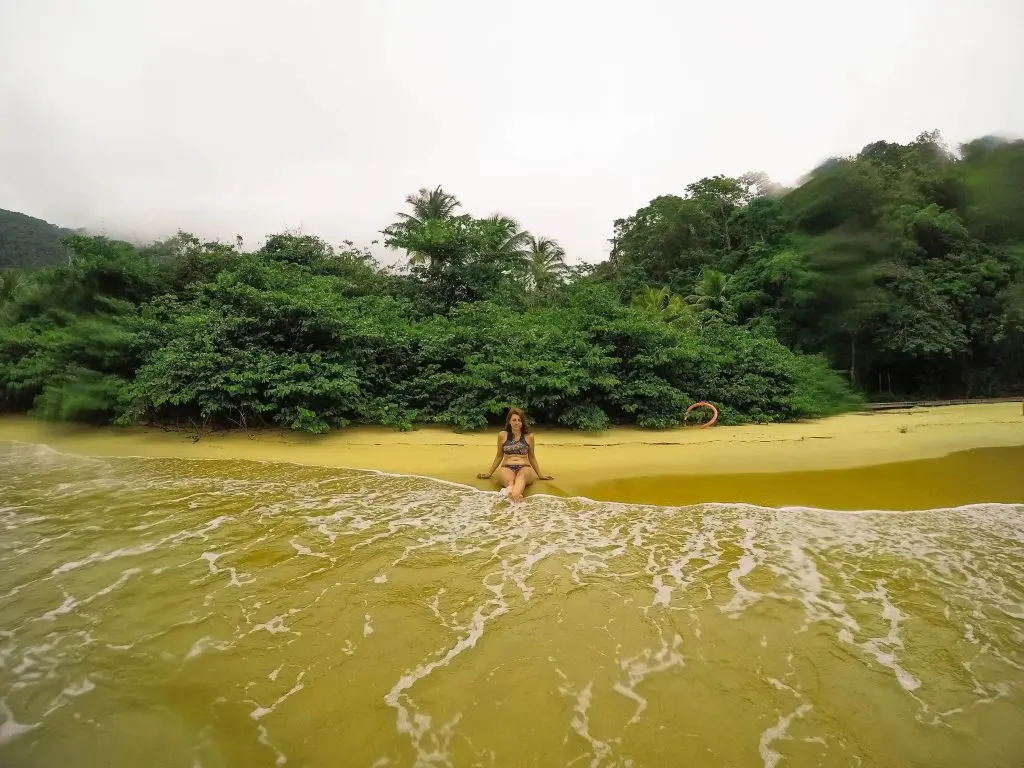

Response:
(502, 433), (530, 473)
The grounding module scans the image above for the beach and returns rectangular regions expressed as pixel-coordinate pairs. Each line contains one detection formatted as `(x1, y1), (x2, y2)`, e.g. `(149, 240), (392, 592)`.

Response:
(2, 402), (1021, 510)
(3, 406), (1024, 766)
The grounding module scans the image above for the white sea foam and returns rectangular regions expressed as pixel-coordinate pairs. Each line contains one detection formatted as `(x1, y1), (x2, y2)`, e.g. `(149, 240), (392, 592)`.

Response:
(249, 670), (306, 721)
(0, 703), (38, 746)
(613, 632), (685, 725)
(185, 636), (236, 661)
(759, 703), (813, 768)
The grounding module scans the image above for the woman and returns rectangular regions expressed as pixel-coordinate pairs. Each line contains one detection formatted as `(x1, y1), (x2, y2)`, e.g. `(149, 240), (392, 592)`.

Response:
(477, 407), (552, 501)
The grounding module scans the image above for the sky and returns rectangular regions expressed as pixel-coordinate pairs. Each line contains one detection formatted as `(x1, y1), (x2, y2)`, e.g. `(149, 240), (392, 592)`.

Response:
(1, 0), (1022, 264)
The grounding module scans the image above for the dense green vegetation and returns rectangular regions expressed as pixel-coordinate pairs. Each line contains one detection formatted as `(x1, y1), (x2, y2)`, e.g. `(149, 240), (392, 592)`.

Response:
(1, 132), (1021, 433)
(607, 132), (1024, 399)
(0, 209), (77, 270)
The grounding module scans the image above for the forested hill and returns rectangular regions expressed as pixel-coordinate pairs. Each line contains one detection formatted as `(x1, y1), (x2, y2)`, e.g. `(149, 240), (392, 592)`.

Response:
(0, 131), (1021, 433)
(607, 132), (1024, 400)
(0, 208), (76, 269)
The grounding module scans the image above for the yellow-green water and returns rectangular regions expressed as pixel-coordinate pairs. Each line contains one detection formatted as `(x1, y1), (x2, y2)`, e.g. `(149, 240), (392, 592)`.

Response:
(577, 446), (1024, 510)
(1, 441), (1023, 767)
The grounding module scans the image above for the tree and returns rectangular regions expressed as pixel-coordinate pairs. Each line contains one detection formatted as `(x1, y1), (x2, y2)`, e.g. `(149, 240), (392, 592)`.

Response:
(477, 214), (531, 271)
(685, 175), (749, 251)
(393, 185), (461, 225)
(784, 158), (887, 233)
(729, 196), (788, 251)
(610, 195), (717, 285)
(0, 269), (25, 308)
(630, 286), (693, 327)
(961, 137), (1024, 243)
(686, 268), (733, 314)
(384, 185), (464, 270)
(524, 235), (568, 291)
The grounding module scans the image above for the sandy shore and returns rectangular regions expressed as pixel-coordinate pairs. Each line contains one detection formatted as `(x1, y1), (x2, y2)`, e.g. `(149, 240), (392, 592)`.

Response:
(3, 403), (1022, 509)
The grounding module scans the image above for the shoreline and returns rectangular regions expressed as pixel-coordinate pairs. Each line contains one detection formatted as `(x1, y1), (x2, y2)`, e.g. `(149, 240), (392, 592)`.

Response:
(2, 403), (1022, 509)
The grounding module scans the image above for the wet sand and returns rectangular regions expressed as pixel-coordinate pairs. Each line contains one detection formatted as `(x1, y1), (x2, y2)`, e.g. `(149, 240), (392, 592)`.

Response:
(1, 403), (1022, 509)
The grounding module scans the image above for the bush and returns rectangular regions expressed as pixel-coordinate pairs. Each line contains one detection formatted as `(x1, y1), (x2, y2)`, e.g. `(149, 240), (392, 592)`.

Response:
(0, 233), (862, 433)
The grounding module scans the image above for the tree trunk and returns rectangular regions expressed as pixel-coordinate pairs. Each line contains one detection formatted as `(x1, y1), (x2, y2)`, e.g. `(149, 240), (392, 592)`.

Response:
(849, 332), (856, 385)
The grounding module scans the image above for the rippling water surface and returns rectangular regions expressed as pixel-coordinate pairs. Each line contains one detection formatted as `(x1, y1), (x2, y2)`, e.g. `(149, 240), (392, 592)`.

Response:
(1, 441), (1023, 767)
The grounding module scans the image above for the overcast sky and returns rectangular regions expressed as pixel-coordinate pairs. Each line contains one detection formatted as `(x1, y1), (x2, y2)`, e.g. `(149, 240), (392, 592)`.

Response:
(2, 0), (1022, 263)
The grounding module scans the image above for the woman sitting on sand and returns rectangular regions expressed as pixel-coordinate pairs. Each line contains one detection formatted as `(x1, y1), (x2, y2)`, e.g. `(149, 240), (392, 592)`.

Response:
(477, 408), (552, 501)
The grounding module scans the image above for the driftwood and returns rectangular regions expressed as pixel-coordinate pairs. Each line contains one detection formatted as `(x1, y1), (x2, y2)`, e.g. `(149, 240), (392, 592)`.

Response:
(867, 397), (1023, 412)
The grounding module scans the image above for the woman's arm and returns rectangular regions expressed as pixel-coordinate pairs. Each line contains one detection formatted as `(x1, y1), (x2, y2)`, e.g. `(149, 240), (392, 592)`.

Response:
(527, 435), (553, 480)
(477, 432), (506, 479)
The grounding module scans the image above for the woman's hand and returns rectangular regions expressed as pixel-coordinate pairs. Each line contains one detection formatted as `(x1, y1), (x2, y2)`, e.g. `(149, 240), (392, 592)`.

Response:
(476, 472), (492, 479)
(539, 474), (553, 481)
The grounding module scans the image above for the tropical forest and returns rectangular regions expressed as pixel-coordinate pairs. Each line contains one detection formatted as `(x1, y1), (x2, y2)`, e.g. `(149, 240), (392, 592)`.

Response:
(1, 131), (1022, 433)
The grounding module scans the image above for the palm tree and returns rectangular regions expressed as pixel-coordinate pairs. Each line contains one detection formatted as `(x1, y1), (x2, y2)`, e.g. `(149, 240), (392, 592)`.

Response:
(631, 286), (693, 326)
(686, 268), (733, 313)
(385, 186), (462, 270)
(394, 185), (461, 226)
(525, 235), (568, 291)
(0, 269), (25, 307)
(479, 214), (531, 269)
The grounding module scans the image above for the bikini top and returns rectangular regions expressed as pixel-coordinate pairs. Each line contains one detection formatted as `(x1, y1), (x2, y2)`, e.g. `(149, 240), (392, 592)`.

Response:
(502, 433), (530, 456)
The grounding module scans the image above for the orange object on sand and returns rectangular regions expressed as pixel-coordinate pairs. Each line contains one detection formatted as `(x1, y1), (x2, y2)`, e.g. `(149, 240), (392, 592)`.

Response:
(684, 402), (719, 429)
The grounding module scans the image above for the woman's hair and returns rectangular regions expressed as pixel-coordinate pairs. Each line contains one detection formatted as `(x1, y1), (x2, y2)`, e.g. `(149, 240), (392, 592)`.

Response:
(504, 407), (530, 434)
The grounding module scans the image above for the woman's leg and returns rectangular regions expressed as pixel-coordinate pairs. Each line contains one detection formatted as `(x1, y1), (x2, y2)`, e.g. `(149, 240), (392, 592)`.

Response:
(509, 467), (537, 502)
(495, 467), (516, 491)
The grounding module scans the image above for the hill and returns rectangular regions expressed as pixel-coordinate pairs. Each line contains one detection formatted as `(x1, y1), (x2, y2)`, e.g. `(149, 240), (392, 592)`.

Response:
(0, 208), (76, 270)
